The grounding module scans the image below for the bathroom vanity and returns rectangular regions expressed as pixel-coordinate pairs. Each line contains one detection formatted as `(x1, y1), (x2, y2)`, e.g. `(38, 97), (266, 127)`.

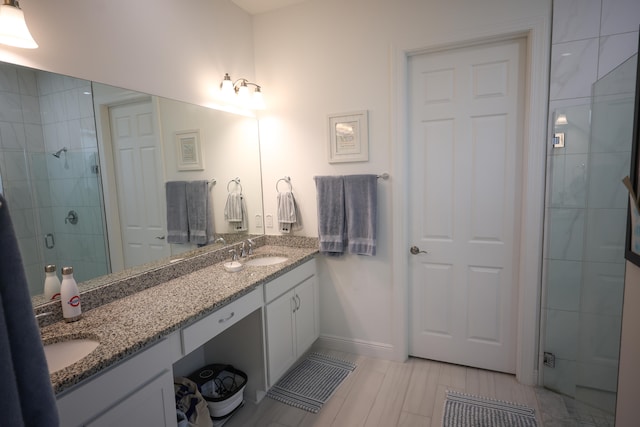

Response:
(41, 241), (318, 426)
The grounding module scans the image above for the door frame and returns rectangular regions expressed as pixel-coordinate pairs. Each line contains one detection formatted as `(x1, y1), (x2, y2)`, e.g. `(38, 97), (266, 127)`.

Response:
(93, 89), (167, 273)
(390, 16), (550, 385)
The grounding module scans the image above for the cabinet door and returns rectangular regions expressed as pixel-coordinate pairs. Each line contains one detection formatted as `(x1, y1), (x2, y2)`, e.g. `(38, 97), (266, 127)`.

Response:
(294, 276), (319, 356)
(266, 290), (296, 386)
(87, 369), (175, 427)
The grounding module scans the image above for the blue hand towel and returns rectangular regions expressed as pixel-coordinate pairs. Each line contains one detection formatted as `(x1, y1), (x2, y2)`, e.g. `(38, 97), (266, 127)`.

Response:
(344, 174), (377, 256)
(314, 176), (346, 255)
(186, 180), (210, 245)
(166, 181), (189, 244)
(0, 195), (60, 426)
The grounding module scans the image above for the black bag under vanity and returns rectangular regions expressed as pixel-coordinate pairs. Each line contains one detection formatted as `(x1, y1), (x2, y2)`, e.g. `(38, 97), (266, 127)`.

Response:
(188, 364), (247, 424)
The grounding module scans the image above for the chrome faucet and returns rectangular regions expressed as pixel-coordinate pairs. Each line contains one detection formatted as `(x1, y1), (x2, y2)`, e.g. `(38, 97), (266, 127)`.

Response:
(214, 236), (227, 245)
(240, 241), (247, 258)
(229, 249), (238, 262)
(247, 239), (254, 256)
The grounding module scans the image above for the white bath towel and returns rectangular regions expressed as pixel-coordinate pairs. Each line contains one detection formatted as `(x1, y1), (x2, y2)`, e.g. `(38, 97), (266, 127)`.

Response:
(224, 192), (248, 232)
(277, 191), (297, 233)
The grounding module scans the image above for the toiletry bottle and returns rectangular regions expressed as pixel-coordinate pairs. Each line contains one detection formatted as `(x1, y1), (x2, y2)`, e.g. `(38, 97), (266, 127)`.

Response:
(60, 266), (82, 322)
(43, 264), (61, 300)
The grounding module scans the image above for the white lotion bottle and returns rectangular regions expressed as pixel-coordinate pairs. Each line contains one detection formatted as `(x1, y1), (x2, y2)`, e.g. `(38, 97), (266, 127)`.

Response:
(60, 266), (82, 322)
(43, 264), (61, 300)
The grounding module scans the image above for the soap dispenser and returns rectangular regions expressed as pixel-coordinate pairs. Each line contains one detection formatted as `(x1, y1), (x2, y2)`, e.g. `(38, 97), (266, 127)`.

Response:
(43, 264), (61, 300)
(60, 266), (82, 322)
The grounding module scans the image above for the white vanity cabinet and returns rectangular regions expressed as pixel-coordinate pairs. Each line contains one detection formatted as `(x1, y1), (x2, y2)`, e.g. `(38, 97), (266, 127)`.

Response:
(56, 332), (182, 427)
(265, 259), (318, 386)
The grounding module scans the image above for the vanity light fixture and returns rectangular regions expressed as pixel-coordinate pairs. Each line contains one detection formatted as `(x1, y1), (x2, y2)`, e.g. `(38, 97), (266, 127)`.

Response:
(220, 73), (265, 110)
(0, 0), (37, 49)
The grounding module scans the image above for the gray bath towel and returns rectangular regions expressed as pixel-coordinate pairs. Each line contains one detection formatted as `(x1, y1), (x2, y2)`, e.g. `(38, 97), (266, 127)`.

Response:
(0, 194), (60, 426)
(314, 176), (346, 255)
(166, 181), (189, 244)
(344, 175), (377, 256)
(186, 180), (210, 245)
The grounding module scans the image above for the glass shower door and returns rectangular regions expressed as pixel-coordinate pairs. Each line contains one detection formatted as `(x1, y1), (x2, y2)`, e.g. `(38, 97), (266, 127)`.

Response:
(543, 53), (638, 416)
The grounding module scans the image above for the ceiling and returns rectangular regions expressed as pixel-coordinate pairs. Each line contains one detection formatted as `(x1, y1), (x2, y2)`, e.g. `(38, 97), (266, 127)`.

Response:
(231, 0), (309, 15)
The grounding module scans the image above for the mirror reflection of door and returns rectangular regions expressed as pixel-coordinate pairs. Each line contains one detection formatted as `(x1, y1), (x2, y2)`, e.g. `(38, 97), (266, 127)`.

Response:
(108, 99), (170, 268)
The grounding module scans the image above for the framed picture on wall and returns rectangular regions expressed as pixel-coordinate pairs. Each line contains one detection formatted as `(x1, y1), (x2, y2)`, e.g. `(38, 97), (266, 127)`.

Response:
(327, 110), (369, 163)
(624, 33), (640, 267)
(175, 129), (204, 171)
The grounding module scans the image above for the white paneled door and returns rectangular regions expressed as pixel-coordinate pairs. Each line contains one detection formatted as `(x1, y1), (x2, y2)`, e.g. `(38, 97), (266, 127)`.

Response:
(408, 38), (526, 373)
(109, 100), (169, 268)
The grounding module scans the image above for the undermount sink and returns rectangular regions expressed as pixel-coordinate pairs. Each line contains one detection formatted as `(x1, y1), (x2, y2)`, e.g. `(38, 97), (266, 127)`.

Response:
(43, 338), (100, 374)
(244, 256), (288, 267)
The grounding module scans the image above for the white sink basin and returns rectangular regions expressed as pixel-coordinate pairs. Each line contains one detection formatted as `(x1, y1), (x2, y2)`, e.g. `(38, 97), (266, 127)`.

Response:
(224, 261), (244, 272)
(43, 338), (100, 373)
(245, 256), (288, 267)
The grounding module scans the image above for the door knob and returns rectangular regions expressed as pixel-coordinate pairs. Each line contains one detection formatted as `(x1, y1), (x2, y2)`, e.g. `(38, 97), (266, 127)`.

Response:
(156, 235), (166, 240)
(410, 246), (428, 255)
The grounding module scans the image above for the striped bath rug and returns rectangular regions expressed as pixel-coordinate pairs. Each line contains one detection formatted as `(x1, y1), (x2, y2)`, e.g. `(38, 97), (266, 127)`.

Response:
(443, 390), (538, 427)
(267, 352), (357, 413)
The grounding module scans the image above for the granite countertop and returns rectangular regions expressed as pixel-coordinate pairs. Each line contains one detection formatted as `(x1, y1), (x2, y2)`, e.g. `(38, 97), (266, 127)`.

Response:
(41, 244), (318, 395)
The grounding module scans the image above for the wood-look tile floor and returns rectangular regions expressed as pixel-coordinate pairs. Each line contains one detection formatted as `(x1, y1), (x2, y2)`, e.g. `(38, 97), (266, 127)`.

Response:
(225, 348), (570, 427)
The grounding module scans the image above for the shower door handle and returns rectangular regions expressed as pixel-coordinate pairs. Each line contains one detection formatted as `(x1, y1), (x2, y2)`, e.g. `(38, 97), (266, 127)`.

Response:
(155, 235), (166, 240)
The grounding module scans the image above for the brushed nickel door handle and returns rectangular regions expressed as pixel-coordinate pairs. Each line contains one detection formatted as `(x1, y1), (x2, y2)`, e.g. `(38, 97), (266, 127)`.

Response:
(410, 246), (429, 255)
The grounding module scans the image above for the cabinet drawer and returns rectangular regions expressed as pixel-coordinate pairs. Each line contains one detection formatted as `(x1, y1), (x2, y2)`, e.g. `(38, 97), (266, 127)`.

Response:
(264, 259), (316, 303)
(182, 285), (263, 354)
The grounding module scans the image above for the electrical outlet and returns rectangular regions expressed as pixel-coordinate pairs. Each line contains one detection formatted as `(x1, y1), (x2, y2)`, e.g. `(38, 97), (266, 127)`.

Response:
(266, 214), (273, 228)
(255, 214), (263, 228)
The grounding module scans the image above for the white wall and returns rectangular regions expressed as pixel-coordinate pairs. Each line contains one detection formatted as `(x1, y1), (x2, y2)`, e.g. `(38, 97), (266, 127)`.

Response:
(253, 0), (551, 358)
(0, 0), (256, 109)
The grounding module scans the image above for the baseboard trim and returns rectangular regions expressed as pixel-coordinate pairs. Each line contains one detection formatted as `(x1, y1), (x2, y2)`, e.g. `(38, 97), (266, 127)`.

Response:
(314, 334), (397, 360)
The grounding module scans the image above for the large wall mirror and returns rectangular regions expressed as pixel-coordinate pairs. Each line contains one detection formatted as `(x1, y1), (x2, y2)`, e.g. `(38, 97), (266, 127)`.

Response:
(0, 62), (264, 305)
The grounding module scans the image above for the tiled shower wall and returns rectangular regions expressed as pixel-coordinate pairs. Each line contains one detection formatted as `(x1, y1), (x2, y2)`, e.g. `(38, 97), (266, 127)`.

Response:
(0, 65), (108, 296)
(36, 72), (108, 286)
(0, 64), (46, 295)
(544, 0), (640, 413)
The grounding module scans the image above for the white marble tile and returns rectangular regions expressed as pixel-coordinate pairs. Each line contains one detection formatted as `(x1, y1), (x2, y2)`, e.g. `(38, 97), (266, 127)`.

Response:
(64, 89), (81, 120)
(20, 94), (41, 125)
(583, 208), (626, 263)
(601, 0), (640, 36)
(598, 31), (639, 79)
(17, 68), (37, 97)
(0, 64), (19, 93)
(577, 312), (621, 363)
(0, 121), (26, 150)
(552, 0), (602, 43)
(0, 92), (24, 123)
(4, 181), (34, 209)
(543, 358), (576, 398)
(545, 259), (582, 311)
(590, 94), (635, 153)
(547, 208), (586, 261)
(2, 150), (28, 181)
(548, 154), (589, 208)
(550, 38), (599, 100)
(11, 207), (37, 238)
(545, 308), (580, 360)
(581, 261), (624, 316)
(587, 152), (631, 209)
(24, 123), (45, 152)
